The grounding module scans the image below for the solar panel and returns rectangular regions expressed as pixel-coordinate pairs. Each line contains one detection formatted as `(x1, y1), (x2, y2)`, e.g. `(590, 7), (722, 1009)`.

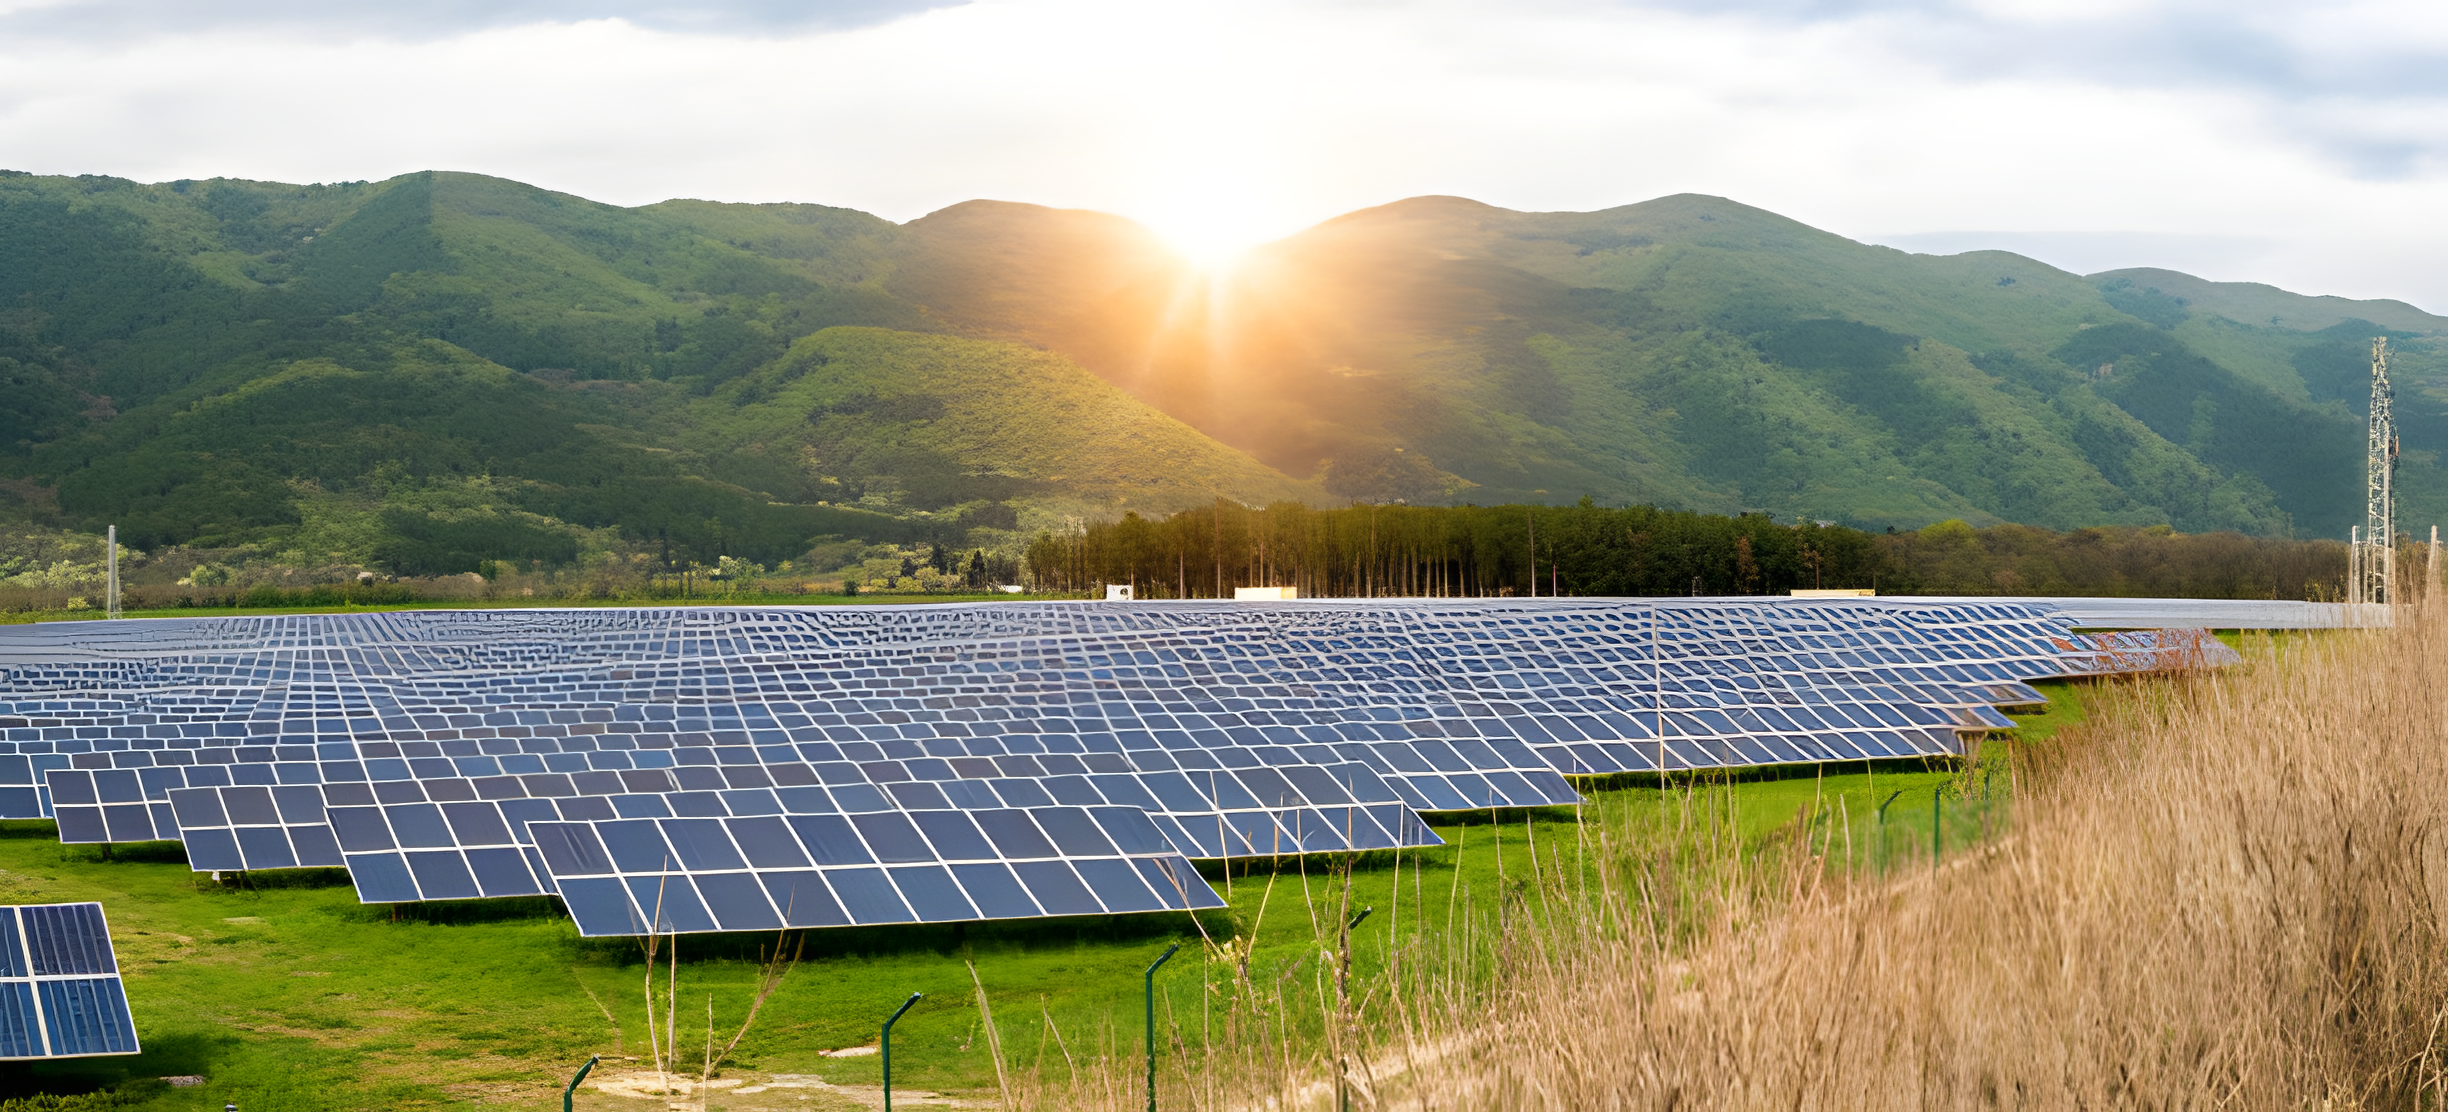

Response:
(0, 903), (138, 1059)
(0, 598), (2229, 935)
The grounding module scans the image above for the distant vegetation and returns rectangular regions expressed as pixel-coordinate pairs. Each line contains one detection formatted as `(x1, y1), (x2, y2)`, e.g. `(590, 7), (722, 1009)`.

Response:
(2, 503), (2357, 619)
(1876, 519), (2351, 599)
(1022, 500), (1883, 598)
(1022, 503), (2352, 600)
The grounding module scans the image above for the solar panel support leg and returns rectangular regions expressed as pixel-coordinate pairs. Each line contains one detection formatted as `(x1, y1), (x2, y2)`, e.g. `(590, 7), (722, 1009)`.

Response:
(1145, 942), (1179, 1112)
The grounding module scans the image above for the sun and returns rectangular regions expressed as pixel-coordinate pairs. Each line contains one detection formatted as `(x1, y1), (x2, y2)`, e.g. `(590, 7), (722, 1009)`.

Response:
(1138, 206), (1282, 270)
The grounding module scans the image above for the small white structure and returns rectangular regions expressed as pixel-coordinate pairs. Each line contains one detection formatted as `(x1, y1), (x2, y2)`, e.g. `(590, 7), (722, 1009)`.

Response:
(1789, 588), (1874, 598)
(998, 585), (1025, 594)
(1105, 584), (1135, 601)
(1234, 586), (1299, 600)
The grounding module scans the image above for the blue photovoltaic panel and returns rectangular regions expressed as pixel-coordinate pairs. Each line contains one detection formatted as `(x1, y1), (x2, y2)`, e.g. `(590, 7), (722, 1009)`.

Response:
(529, 804), (1225, 937)
(0, 599), (2232, 935)
(0, 903), (138, 1059)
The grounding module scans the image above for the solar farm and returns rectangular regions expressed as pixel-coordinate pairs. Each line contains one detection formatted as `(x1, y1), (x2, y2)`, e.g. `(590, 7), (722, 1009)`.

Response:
(0, 597), (2230, 1100)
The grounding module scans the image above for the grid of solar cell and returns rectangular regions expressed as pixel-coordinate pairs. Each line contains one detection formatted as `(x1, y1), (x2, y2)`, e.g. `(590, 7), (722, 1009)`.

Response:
(0, 902), (138, 1059)
(0, 598), (2223, 935)
(530, 804), (1221, 935)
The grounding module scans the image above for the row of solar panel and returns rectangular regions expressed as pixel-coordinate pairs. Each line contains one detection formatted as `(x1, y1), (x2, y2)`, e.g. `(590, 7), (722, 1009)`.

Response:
(26, 725), (1565, 784)
(4, 689), (1985, 788)
(80, 723), (1989, 870)
(19, 619), (2105, 689)
(0, 904), (136, 1061)
(53, 709), (1960, 826)
(8, 683), (2012, 739)
(10, 633), (2075, 691)
(0, 652), (2072, 696)
(0, 695), (1985, 773)
(302, 802), (1236, 934)
(37, 715), (1958, 847)
(148, 771), (1437, 878)
(63, 746), (1484, 831)
(2, 617), (2068, 683)
(540, 853), (1223, 937)
(0, 601), (2084, 706)
(62, 710), (1968, 852)
(1, 643), (2042, 726)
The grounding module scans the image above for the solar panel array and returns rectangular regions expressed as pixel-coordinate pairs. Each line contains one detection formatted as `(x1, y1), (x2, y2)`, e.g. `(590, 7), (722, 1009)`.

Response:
(0, 598), (2229, 935)
(0, 902), (138, 1060)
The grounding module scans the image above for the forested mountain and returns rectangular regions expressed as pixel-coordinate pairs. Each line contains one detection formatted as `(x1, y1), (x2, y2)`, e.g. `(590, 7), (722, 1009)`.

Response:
(0, 168), (2439, 576)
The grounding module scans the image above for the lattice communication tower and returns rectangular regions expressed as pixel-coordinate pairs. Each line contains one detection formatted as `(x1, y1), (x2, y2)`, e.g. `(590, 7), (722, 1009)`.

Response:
(2355, 337), (2398, 604)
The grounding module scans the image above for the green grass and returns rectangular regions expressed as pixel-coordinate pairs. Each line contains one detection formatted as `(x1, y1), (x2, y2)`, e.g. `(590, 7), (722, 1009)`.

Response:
(0, 679), (2100, 1109)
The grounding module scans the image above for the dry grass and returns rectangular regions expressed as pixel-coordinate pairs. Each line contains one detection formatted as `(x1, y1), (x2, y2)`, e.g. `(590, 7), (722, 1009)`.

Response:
(1010, 607), (2448, 1110)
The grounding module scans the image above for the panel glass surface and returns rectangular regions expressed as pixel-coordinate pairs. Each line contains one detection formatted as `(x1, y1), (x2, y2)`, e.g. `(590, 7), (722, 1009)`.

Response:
(0, 903), (138, 1059)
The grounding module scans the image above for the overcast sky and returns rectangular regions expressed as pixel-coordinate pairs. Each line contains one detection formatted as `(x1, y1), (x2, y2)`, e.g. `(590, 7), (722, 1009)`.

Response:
(3, 0), (2443, 309)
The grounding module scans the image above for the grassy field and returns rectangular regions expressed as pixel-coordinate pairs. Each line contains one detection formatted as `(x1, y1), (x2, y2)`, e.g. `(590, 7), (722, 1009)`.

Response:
(0, 673), (2095, 1109)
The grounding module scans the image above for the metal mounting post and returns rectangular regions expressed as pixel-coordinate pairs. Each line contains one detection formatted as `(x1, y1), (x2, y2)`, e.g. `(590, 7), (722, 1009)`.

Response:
(1337, 907), (1373, 1112)
(882, 992), (921, 1112)
(1145, 942), (1179, 1112)
(563, 1054), (599, 1112)
(1875, 789), (1902, 871)
(1932, 790), (1943, 871)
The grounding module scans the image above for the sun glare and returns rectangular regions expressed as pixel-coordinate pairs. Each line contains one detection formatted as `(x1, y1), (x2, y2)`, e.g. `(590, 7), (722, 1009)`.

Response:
(1140, 208), (1284, 271)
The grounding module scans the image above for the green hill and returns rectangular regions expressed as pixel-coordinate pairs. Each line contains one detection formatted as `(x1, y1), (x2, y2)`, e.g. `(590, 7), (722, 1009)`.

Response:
(1060, 194), (2446, 536)
(1, 168), (2439, 576)
(0, 171), (1313, 572)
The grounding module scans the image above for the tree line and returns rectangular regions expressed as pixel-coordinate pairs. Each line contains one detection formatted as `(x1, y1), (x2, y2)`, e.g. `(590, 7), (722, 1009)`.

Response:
(1022, 502), (2360, 601)
(1022, 500), (1884, 598)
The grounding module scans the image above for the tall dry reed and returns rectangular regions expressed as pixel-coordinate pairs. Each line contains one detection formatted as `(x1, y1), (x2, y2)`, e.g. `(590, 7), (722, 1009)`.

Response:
(1409, 611), (2448, 1109)
(1012, 609), (2448, 1109)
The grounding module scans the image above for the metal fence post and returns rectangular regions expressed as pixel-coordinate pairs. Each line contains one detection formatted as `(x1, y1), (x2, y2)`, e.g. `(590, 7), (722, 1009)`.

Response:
(563, 1054), (599, 1112)
(1338, 908), (1373, 1112)
(1146, 942), (1180, 1112)
(1932, 789), (1944, 871)
(882, 992), (921, 1112)
(1875, 789), (1902, 874)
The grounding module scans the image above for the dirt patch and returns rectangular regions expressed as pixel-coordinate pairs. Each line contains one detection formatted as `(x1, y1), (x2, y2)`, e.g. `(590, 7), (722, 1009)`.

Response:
(580, 1069), (989, 1111)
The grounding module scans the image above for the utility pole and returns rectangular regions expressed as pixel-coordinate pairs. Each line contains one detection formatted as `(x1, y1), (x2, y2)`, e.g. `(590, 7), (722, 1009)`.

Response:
(2358, 337), (2399, 604)
(2349, 526), (2361, 604)
(105, 525), (120, 620)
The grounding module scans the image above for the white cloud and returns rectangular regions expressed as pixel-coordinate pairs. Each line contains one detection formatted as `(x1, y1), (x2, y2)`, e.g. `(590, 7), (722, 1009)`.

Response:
(2, 0), (2444, 309)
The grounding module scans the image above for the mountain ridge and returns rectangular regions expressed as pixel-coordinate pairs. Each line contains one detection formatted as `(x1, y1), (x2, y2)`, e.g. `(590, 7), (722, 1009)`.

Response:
(1, 168), (2439, 575)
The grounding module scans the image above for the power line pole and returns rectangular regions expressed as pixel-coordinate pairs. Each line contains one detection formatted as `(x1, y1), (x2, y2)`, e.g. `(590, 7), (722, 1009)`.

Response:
(106, 525), (120, 620)
(2358, 337), (2398, 604)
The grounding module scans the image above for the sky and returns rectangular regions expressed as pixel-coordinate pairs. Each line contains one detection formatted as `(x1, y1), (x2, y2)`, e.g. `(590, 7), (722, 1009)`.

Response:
(2, 0), (2444, 309)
